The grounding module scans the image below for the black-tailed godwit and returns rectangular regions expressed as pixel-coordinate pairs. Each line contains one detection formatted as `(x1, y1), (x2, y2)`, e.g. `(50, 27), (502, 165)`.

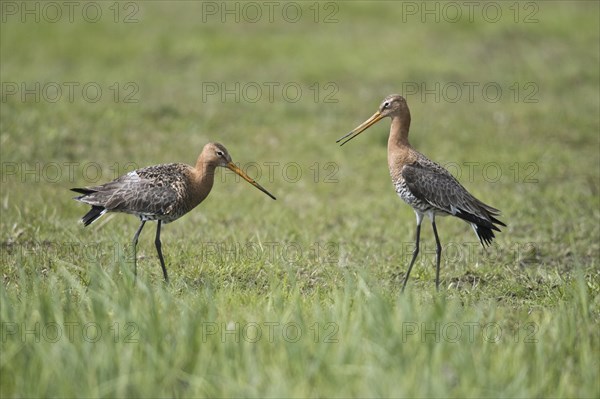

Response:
(337, 94), (505, 291)
(72, 142), (276, 282)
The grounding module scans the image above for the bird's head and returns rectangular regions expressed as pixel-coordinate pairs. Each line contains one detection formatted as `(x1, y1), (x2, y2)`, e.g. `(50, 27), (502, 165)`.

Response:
(204, 142), (233, 167)
(202, 142), (276, 200)
(337, 94), (410, 146)
(378, 94), (409, 118)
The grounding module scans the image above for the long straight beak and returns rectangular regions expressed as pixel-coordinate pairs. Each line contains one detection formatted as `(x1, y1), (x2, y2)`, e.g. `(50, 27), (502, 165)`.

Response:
(227, 162), (276, 200)
(336, 111), (385, 146)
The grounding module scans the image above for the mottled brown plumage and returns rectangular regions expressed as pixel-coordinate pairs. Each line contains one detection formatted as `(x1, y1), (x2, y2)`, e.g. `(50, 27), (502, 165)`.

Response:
(337, 94), (505, 291)
(72, 142), (276, 282)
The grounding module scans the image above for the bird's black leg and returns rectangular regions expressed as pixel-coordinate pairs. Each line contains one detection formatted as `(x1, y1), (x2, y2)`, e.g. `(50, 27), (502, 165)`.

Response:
(402, 213), (423, 293)
(132, 220), (146, 282)
(431, 217), (442, 291)
(154, 220), (169, 283)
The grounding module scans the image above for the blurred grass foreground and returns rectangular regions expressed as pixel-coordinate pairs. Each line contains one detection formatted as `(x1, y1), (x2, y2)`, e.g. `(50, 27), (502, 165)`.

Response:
(1, 1), (599, 397)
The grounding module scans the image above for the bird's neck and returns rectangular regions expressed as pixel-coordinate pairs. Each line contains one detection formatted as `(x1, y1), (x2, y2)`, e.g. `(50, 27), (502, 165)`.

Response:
(388, 114), (411, 149)
(192, 156), (217, 200)
(387, 114), (413, 181)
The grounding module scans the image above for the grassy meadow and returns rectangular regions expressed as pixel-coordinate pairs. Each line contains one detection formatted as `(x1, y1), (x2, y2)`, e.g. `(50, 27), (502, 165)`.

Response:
(1, 1), (599, 397)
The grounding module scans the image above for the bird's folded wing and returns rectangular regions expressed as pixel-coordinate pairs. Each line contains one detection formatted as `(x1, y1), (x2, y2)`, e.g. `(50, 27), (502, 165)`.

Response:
(402, 164), (499, 229)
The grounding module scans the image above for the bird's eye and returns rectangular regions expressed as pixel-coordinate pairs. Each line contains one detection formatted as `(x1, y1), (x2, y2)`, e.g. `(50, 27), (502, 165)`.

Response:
(217, 151), (224, 157)
(383, 102), (390, 109)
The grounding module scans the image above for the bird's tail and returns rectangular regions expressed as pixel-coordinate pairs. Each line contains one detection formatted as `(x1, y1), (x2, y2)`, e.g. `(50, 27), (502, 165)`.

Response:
(452, 203), (505, 247)
(80, 206), (106, 226)
(467, 213), (506, 247)
(471, 223), (496, 247)
(71, 188), (106, 226)
(71, 187), (95, 198)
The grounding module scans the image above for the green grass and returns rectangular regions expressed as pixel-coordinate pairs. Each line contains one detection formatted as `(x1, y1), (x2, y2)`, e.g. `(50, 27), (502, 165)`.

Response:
(1, 1), (599, 397)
